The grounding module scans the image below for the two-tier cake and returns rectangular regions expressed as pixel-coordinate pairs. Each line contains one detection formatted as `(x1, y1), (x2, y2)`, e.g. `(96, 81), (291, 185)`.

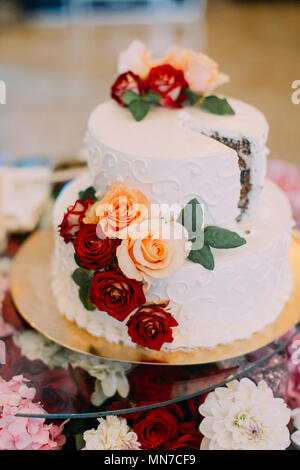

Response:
(52, 42), (293, 352)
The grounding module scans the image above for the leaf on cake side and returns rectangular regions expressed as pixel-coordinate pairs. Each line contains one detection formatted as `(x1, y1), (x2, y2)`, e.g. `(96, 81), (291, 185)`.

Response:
(78, 186), (97, 203)
(178, 198), (204, 241)
(204, 226), (246, 249)
(71, 268), (96, 311)
(71, 268), (93, 288)
(78, 285), (97, 311)
(74, 253), (83, 267)
(188, 244), (215, 271)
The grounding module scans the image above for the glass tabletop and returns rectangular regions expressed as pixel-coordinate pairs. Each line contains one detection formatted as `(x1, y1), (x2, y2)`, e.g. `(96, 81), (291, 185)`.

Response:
(1, 282), (298, 419)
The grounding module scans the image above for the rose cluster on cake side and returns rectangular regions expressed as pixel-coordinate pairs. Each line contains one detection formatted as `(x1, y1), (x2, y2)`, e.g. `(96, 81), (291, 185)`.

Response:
(58, 182), (246, 351)
(111, 41), (234, 121)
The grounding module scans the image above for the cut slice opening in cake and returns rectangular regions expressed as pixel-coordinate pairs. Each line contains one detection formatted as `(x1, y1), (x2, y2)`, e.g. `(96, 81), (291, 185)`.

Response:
(204, 132), (252, 215)
(176, 100), (269, 221)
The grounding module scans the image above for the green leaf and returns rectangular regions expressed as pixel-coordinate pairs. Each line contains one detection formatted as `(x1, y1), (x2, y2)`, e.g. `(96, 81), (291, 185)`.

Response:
(202, 95), (235, 115)
(79, 284), (96, 311)
(142, 91), (162, 103)
(204, 226), (246, 249)
(71, 268), (93, 288)
(75, 433), (85, 451)
(121, 90), (140, 106)
(188, 244), (215, 270)
(129, 99), (150, 121)
(78, 186), (97, 203)
(185, 88), (203, 105)
(74, 253), (83, 267)
(177, 198), (203, 240)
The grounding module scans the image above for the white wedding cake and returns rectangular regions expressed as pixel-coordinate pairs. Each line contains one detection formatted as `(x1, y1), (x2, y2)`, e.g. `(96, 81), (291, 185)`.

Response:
(52, 42), (293, 352)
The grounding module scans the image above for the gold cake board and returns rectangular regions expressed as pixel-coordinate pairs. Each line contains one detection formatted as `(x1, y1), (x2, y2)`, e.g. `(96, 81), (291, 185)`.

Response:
(10, 228), (300, 365)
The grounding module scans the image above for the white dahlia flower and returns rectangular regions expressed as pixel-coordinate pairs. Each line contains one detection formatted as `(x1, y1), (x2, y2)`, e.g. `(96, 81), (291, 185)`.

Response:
(83, 416), (141, 450)
(199, 378), (291, 450)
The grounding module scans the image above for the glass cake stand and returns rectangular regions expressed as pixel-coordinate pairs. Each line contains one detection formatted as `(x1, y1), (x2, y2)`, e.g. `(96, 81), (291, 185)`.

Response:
(0, 304), (298, 419)
(0, 233), (298, 421)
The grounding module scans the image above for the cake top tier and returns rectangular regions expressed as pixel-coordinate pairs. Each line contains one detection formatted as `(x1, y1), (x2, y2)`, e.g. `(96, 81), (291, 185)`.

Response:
(89, 97), (268, 159)
(88, 100), (236, 160)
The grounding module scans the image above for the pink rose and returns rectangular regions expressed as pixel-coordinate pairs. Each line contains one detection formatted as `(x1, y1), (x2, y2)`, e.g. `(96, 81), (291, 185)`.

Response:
(118, 41), (153, 78)
(165, 45), (229, 94)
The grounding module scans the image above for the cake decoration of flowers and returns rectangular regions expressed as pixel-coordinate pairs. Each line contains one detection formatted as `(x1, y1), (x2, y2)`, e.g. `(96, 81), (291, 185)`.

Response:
(58, 183), (246, 351)
(111, 41), (234, 121)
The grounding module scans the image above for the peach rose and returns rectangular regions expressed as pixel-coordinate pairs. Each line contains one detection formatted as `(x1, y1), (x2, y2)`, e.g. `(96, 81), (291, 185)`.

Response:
(165, 45), (229, 94)
(116, 218), (191, 287)
(84, 183), (150, 239)
(118, 40), (153, 78)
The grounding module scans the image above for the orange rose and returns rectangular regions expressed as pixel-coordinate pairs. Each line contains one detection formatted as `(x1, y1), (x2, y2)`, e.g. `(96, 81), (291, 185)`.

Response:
(84, 183), (150, 239)
(117, 219), (191, 287)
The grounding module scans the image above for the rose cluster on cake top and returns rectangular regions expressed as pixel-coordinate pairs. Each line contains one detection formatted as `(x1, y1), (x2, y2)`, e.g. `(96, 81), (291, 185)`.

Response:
(111, 41), (234, 121)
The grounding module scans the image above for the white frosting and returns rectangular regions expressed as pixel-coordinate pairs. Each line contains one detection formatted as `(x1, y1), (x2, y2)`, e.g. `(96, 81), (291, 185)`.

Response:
(52, 173), (293, 350)
(87, 100), (241, 226)
(87, 98), (269, 225)
(176, 98), (268, 143)
(176, 98), (269, 217)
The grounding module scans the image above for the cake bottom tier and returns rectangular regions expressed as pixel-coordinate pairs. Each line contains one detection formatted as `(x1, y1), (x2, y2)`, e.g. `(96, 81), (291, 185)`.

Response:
(52, 173), (293, 351)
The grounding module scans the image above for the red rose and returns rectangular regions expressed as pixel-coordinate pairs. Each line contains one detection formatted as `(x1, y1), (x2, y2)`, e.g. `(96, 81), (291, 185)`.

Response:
(111, 71), (144, 105)
(126, 302), (178, 351)
(134, 408), (179, 450)
(129, 365), (187, 405)
(59, 198), (93, 243)
(90, 269), (145, 321)
(73, 224), (119, 270)
(144, 64), (188, 108)
(107, 400), (143, 421)
(30, 369), (82, 415)
(164, 432), (202, 450)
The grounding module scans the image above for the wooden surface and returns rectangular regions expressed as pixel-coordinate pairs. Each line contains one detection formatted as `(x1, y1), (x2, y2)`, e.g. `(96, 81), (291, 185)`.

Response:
(0, 0), (299, 165)
(10, 227), (300, 365)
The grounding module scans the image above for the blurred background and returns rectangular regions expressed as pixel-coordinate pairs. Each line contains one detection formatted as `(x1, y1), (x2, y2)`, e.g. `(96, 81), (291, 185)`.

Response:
(0, 0), (299, 166)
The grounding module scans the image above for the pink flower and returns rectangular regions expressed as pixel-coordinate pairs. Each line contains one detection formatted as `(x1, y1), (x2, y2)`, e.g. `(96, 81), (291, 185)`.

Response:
(267, 160), (300, 193)
(165, 45), (229, 94)
(285, 334), (300, 409)
(0, 375), (67, 450)
(118, 40), (153, 78)
(267, 159), (300, 229)
(0, 375), (35, 408)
